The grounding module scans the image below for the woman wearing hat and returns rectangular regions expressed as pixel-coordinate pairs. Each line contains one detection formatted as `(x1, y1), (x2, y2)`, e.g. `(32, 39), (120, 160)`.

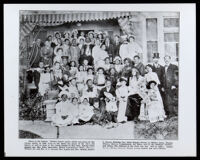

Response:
(92, 40), (109, 69)
(88, 31), (95, 45)
(113, 56), (123, 74)
(116, 77), (130, 123)
(146, 80), (166, 123)
(51, 92), (74, 127)
(119, 35), (129, 61)
(127, 35), (142, 59)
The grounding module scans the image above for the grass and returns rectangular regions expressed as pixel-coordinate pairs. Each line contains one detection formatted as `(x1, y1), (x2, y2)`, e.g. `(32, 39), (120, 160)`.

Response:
(134, 116), (178, 140)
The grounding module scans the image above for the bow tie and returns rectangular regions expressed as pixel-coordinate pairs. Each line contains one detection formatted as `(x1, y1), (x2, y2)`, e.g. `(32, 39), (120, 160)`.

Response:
(87, 87), (93, 92)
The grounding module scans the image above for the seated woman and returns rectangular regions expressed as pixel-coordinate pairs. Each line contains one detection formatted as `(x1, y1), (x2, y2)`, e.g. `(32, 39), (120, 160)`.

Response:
(51, 91), (74, 127)
(67, 77), (79, 100)
(113, 56), (123, 75)
(94, 67), (106, 91)
(146, 81), (166, 123)
(82, 79), (98, 106)
(121, 58), (133, 78)
(78, 97), (94, 123)
(69, 61), (78, 77)
(103, 57), (111, 74)
(69, 97), (80, 125)
(106, 67), (119, 89)
(125, 67), (143, 122)
(52, 62), (63, 84)
(84, 67), (95, 84)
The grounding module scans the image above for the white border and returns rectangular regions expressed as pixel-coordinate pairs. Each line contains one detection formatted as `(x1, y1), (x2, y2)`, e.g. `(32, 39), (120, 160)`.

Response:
(4, 4), (196, 157)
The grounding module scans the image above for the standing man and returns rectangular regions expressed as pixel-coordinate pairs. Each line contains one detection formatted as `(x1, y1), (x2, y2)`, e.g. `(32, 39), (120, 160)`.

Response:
(162, 55), (178, 117)
(133, 55), (145, 76)
(113, 34), (121, 59)
(151, 53), (165, 92)
(104, 37), (114, 62)
(99, 79), (116, 116)
(69, 38), (81, 65)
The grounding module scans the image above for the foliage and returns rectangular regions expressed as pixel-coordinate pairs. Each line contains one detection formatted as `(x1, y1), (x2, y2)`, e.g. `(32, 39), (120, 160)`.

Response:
(19, 92), (46, 121)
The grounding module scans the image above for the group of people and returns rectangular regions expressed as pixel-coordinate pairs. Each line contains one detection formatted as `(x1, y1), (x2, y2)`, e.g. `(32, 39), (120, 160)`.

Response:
(26, 29), (178, 128)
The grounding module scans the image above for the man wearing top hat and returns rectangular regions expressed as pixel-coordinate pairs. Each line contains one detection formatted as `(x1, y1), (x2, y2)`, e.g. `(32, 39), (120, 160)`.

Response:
(151, 53), (165, 93)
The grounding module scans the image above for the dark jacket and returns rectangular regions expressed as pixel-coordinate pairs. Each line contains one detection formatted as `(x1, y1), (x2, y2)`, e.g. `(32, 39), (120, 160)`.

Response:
(113, 42), (121, 58)
(152, 63), (165, 87)
(105, 43), (114, 60)
(99, 86), (116, 100)
(135, 62), (145, 76)
(163, 63), (178, 89)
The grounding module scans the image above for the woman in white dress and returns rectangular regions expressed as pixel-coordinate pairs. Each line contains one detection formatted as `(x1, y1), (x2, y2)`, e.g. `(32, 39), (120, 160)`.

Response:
(38, 66), (54, 96)
(69, 97), (80, 124)
(146, 81), (166, 123)
(116, 77), (130, 123)
(76, 65), (87, 94)
(144, 64), (160, 85)
(51, 91), (74, 127)
(78, 97), (94, 122)
(67, 77), (79, 99)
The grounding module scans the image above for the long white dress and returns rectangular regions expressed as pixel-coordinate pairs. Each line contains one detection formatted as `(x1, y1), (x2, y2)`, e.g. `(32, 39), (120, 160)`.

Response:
(147, 88), (166, 123)
(116, 85), (129, 122)
(76, 71), (87, 92)
(51, 101), (74, 126)
(119, 43), (129, 61)
(38, 72), (53, 96)
(78, 103), (94, 122)
(127, 42), (142, 58)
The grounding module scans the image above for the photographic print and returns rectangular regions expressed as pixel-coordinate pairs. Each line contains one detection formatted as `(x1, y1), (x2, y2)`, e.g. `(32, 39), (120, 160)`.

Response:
(18, 10), (179, 140)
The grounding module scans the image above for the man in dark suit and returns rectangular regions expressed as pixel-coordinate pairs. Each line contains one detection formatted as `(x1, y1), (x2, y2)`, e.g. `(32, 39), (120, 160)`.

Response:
(113, 35), (121, 58)
(99, 79), (116, 114)
(151, 53), (165, 98)
(104, 37), (115, 62)
(163, 55), (178, 117)
(134, 55), (145, 76)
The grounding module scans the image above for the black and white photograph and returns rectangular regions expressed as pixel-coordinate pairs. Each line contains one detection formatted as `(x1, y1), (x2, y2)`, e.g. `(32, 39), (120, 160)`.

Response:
(18, 10), (179, 139)
(4, 3), (196, 157)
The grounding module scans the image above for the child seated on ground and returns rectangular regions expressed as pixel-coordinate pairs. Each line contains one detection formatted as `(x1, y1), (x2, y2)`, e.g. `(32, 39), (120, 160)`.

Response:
(104, 92), (118, 127)
(78, 97), (94, 124)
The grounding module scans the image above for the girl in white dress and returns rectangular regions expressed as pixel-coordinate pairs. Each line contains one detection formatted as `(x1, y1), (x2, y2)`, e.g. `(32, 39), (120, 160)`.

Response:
(85, 67), (95, 83)
(78, 97), (94, 122)
(146, 81), (166, 123)
(116, 77), (130, 123)
(76, 65), (87, 95)
(68, 77), (79, 100)
(69, 97), (80, 124)
(38, 66), (54, 96)
(94, 67), (106, 91)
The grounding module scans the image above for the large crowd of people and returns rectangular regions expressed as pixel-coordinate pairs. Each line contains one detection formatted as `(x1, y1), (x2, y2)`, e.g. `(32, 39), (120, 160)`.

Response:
(25, 29), (178, 128)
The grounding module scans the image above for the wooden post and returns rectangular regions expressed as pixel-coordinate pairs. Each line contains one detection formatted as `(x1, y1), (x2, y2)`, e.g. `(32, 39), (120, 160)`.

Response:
(56, 126), (59, 139)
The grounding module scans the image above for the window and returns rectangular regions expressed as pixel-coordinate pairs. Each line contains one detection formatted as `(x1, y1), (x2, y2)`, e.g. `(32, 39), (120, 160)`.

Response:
(163, 17), (179, 61)
(146, 18), (158, 62)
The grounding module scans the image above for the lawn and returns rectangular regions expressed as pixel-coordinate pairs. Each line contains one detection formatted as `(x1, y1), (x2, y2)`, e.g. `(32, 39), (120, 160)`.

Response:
(134, 116), (178, 140)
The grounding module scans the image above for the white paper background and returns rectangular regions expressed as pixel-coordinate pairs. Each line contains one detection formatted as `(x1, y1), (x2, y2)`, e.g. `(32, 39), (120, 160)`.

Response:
(4, 4), (196, 157)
